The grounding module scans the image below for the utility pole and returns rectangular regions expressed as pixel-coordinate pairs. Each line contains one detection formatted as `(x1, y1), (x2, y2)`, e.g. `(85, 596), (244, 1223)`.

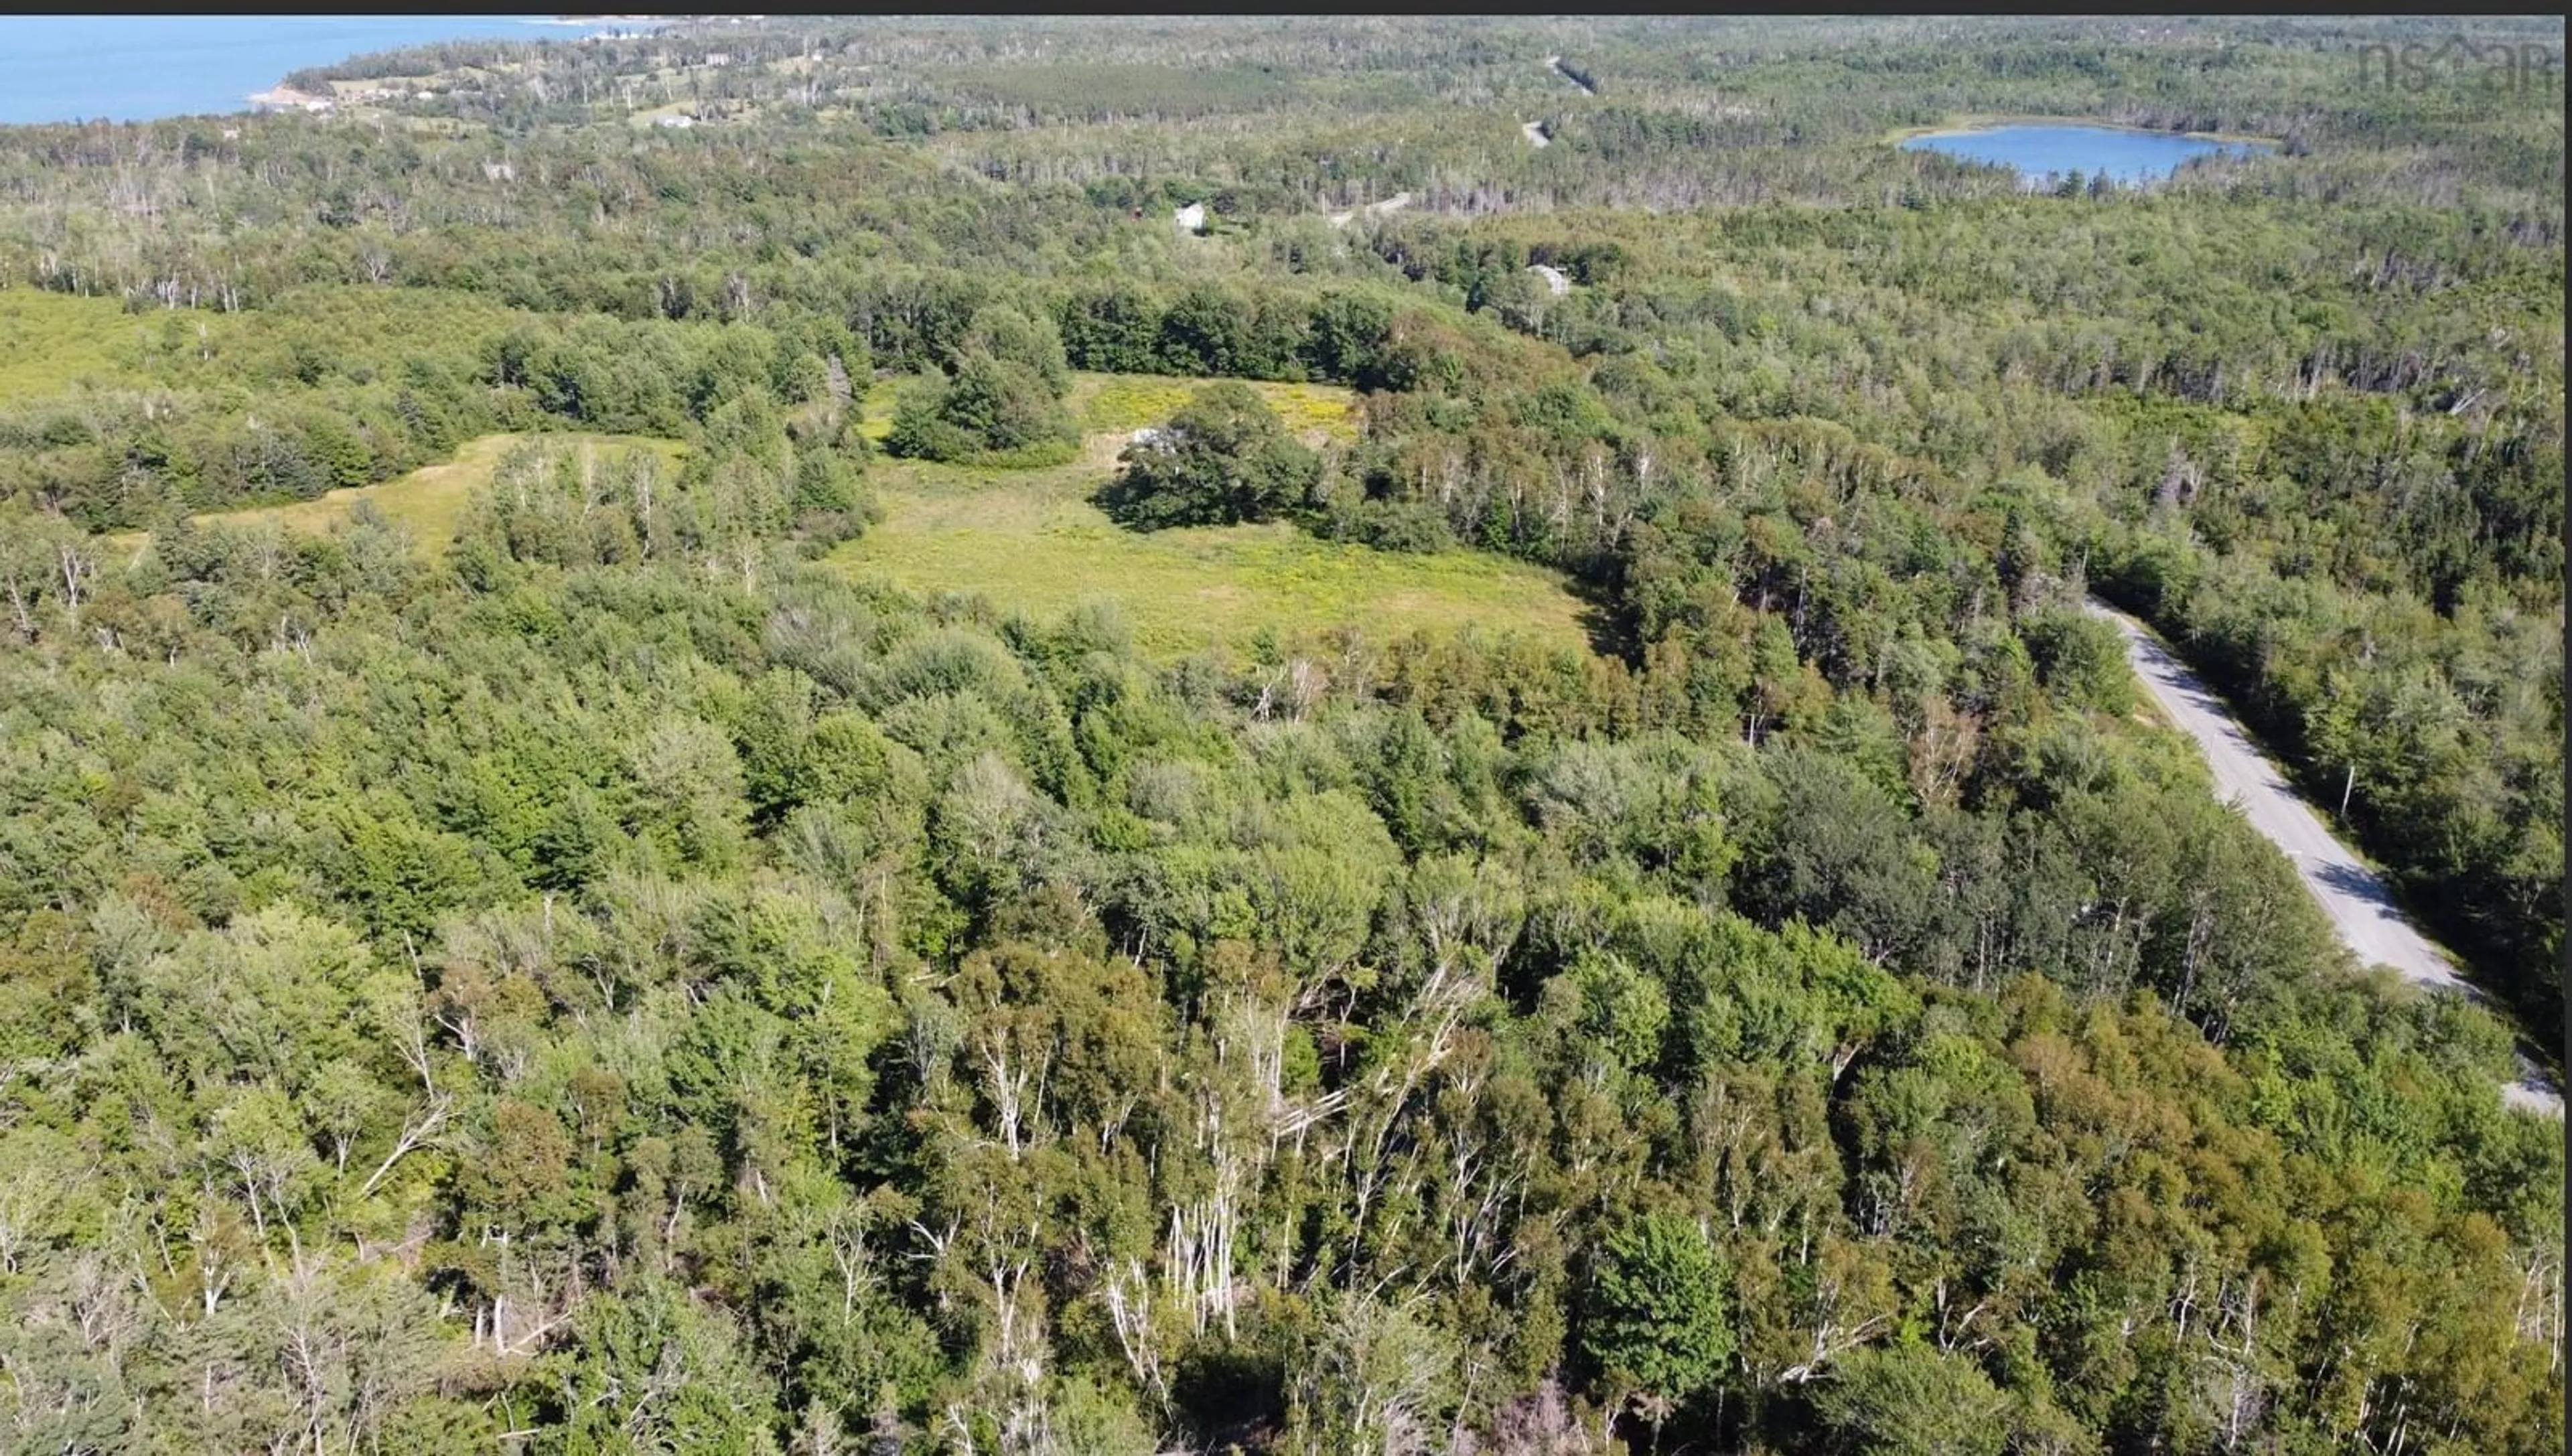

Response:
(2339, 762), (2355, 820)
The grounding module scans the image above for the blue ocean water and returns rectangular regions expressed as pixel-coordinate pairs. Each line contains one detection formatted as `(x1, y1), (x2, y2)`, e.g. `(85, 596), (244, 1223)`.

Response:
(1901, 123), (2273, 187)
(0, 16), (659, 126)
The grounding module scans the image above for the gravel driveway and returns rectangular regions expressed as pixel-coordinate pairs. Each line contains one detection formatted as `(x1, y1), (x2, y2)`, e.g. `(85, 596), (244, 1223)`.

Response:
(2086, 599), (2561, 1116)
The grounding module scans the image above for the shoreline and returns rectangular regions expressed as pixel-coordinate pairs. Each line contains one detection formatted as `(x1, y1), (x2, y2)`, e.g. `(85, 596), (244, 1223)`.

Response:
(1883, 113), (2284, 148)
(246, 84), (331, 114)
(240, 17), (678, 116)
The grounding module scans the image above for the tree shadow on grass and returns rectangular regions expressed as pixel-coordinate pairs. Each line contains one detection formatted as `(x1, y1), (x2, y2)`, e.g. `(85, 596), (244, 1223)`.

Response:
(1088, 469), (1206, 532)
(1089, 467), (1634, 660)
(1569, 576), (1632, 660)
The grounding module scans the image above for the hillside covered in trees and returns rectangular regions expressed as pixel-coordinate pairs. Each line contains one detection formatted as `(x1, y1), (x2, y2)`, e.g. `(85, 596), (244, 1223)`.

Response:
(0, 14), (2561, 1455)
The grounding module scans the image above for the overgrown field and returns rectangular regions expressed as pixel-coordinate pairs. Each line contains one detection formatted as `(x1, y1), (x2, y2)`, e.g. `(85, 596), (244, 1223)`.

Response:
(0, 289), (189, 400)
(100, 431), (685, 557)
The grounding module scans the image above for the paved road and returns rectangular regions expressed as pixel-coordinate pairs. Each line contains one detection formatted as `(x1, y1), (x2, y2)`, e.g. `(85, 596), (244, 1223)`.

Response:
(2086, 599), (2562, 1117)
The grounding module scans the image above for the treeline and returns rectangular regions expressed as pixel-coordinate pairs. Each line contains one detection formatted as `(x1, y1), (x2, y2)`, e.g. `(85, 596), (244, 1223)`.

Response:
(0, 446), (2554, 1450)
(1339, 195), (2562, 1031)
(2093, 520), (2565, 1033)
(3, 91), (2557, 1031)
(0, 15), (2551, 1031)
(1, 17), (2559, 321)
(0, 288), (861, 530)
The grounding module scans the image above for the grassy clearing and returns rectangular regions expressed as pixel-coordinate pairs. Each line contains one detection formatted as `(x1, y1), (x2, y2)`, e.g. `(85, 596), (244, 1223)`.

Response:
(836, 376), (1596, 662)
(857, 371), (1364, 449)
(3, 287), (532, 408)
(100, 432), (685, 559)
(1068, 372), (1360, 442)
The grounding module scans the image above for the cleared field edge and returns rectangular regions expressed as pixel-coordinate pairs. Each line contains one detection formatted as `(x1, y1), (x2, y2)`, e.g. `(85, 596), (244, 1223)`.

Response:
(858, 372), (1362, 446)
(839, 374), (1597, 662)
(96, 431), (686, 559)
(851, 518), (1599, 660)
(0, 289), (172, 401)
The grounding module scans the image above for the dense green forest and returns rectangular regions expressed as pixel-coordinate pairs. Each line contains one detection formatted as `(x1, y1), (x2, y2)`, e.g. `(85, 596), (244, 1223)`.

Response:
(0, 15), (2561, 1455)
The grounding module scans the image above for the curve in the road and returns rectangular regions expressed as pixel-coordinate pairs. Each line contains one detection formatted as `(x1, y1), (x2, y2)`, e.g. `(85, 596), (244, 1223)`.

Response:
(1544, 54), (1597, 96)
(2085, 597), (2562, 1117)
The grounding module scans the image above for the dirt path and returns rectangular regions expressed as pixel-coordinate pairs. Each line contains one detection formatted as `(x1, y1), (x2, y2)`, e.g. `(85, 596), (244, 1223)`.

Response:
(1325, 191), (1411, 229)
(2088, 598), (2561, 1116)
(1545, 55), (1597, 96)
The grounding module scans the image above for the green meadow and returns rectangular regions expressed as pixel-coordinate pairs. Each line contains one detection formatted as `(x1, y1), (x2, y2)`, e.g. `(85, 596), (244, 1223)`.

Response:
(839, 373), (1597, 661)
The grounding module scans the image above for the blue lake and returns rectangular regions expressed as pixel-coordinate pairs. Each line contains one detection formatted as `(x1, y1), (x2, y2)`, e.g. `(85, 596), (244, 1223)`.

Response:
(0, 16), (660, 127)
(1901, 123), (2271, 187)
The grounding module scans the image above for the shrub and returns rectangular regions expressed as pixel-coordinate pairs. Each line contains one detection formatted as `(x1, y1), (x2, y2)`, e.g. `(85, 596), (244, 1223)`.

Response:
(883, 352), (1078, 465)
(1096, 382), (1323, 530)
